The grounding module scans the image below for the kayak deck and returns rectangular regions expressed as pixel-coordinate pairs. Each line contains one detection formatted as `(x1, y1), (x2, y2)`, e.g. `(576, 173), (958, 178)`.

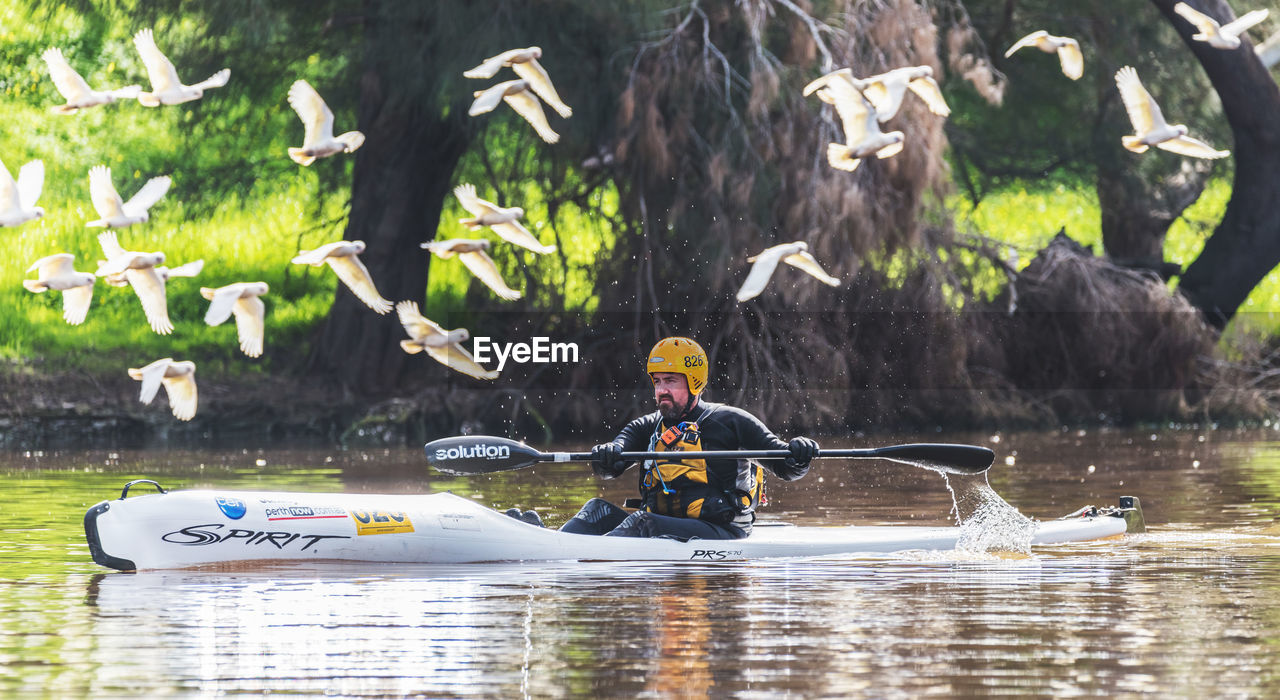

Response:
(85, 485), (1138, 571)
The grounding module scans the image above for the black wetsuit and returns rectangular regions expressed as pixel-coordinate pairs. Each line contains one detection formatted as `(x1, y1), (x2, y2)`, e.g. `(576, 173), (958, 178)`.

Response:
(560, 400), (808, 540)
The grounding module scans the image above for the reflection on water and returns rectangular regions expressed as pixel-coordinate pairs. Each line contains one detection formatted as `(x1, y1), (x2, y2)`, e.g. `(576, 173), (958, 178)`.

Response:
(4, 428), (1280, 696)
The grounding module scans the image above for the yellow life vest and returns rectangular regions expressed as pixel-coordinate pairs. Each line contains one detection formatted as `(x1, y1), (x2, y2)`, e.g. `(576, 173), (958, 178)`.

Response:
(640, 410), (766, 524)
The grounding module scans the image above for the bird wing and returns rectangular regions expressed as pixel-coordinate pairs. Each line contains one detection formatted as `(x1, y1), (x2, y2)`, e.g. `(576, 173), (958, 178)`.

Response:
(232, 296), (266, 358)
(907, 76), (951, 116)
(817, 81), (871, 144)
(97, 230), (126, 259)
(38, 253), (77, 277)
(129, 359), (171, 404)
(783, 250), (841, 287)
(62, 284), (93, 325)
(453, 183), (499, 218)
(1222, 9), (1269, 37)
(165, 259), (204, 278)
(42, 47), (93, 101)
(395, 300), (445, 342)
(326, 255), (392, 314)
(1156, 135), (1230, 159)
(133, 28), (182, 92)
(512, 58), (571, 118)
(504, 90), (560, 144)
(16, 160), (43, 210)
(0, 159), (18, 212)
(468, 82), (512, 116)
(288, 79), (334, 145)
(126, 267), (173, 335)
(802, 68), (855, 97)
(202, 285), (240, 325)
(424, 343), (499, 380)
(162, 369), (198, 420)
(459, 250), (522, 300)
(122, 176), (171, 217)
(463, 49), (520, 80)
(1056, 39), (1084, 80)
(736, 247), (787, 302)
(190, 68), (230, 91)
(1174, 3), (1221, 34)
(1115, 66), (1164, 134)
(1004, 31), (1047, 57)
(491, 219), (554, 254)
(858, 77), (906, 121)
(89, 166), (125, 219)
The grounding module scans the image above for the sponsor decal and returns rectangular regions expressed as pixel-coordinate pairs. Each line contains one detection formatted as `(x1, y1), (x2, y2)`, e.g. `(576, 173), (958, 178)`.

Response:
(471, 336), (580, 372)
(649, 356), (665, 363)
(438, 513), (481, 531)
(216, 497), (246, 520)
(689, 549), (744, 561)
(162, 524), (349, 551)
(434, 444), (511, 462)
(263, 503), (349, 521)
(349, 509), (414, 536)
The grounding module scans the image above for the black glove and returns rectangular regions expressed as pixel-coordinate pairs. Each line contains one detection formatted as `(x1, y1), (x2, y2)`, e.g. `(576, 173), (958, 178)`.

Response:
(591, 442), (625, 479)
(780, 436), (820, 479)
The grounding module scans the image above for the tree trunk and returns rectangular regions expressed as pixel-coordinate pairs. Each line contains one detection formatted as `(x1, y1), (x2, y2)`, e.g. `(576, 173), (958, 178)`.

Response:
(1097, 162), (1207, 265)
(308, 2), (470, 393)
(1153, 0), (1280, 330)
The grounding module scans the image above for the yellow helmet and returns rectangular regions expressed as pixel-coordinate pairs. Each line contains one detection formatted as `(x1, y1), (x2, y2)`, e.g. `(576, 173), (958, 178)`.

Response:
(646, 337), (708, 396)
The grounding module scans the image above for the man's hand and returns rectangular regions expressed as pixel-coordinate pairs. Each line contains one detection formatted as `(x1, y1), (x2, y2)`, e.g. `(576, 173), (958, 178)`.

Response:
(780, 436), (820, 478)
(591, 442), (624, 479)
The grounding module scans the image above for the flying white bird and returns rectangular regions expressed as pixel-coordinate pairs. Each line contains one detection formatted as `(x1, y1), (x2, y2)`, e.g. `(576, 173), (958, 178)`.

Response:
(395, 301), (498, 380)
(806, 66), (949, 122)
(468, 79), (560, 144)
(1174, 3), (1268, 50)
(104, 258), (203, 287)
(128, 358), (197, 421)
(42, 47), (141, 114)
(453, 183), (555, 254)
(809, 80), (904, 172)
(86, 165), (170, 228)
(1004, 31), (1084, 80)
(0, 158), (45, 228)
(23, 254), (95, 325)
(422, 238), (522, 301)
(133, 28), (230, 106)
(291, 240), (393, 314)
(464, 47), (572, 118)
(286, 79), (365, 166)
(736, 241), (841, 302)
(201, 282), (269, 358)
(1114, 66), (1229, 159)
(96, 231), (174, 335)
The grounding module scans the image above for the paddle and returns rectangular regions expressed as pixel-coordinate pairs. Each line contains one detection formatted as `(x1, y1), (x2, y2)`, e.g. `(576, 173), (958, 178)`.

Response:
(425, 435), (994, 476)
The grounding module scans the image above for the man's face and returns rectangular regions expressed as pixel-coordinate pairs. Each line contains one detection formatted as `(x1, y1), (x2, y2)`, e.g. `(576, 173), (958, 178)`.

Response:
(651, 372), (691, 420)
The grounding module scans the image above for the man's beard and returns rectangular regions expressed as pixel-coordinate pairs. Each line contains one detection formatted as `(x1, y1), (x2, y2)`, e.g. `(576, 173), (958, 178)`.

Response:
(657, 395), (683, 422)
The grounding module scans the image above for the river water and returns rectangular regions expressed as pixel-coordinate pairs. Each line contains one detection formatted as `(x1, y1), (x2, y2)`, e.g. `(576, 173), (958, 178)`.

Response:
(3, 427), (1280, 697)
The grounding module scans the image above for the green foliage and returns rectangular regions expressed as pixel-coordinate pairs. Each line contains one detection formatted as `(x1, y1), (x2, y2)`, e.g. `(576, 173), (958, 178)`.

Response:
(0, 1), (356, 375)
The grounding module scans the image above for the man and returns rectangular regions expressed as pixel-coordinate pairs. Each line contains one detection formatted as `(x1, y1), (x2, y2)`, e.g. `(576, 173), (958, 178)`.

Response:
(558, 336), (820, 540)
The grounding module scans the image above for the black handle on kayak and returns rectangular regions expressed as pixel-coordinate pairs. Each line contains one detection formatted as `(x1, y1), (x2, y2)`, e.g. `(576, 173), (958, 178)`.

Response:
(425, 435), (994, 476)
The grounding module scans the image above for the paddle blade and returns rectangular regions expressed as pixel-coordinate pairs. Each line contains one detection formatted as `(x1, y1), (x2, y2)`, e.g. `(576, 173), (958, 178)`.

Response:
(425, 435), (544, 475)
(870, 443), (995, 475)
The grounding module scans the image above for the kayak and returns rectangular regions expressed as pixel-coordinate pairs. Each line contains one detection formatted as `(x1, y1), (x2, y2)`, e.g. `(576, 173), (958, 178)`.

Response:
(84, 480), (1144, 571)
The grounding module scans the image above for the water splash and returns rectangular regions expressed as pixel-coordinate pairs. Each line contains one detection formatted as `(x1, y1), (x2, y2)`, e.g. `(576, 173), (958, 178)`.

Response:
(944, 473), (1038, 555)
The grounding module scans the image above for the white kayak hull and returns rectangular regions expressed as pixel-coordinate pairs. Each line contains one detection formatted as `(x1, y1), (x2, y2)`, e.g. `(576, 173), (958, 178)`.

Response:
(85, 486), (1132, 571)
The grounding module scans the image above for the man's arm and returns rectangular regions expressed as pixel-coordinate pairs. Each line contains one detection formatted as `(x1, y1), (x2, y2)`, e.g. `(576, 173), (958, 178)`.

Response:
(591, 412), (659, 478)
(726, 406), (818, 481)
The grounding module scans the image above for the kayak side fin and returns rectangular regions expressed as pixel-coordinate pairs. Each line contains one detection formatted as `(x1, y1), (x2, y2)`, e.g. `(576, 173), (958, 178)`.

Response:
(84, 501), (137, 572)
